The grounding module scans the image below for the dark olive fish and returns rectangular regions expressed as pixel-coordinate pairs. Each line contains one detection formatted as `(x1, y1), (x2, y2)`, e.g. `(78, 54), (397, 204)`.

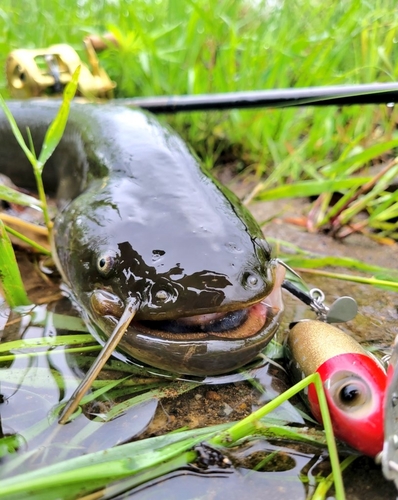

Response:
(0, 100), (284, 375)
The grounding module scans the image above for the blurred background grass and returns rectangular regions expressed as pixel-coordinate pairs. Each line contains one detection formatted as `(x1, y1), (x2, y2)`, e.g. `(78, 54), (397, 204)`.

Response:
(0, 0), (398, 236)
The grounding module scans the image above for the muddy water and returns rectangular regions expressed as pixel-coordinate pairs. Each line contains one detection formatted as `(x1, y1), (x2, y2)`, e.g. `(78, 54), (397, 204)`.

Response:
(0, 193), (397, 499)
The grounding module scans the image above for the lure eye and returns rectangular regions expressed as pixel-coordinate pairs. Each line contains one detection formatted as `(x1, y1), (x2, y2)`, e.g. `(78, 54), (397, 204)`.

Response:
(329, 372), (372, 413)
(96, 252), (116, 277)
(338, 383), (366, 408)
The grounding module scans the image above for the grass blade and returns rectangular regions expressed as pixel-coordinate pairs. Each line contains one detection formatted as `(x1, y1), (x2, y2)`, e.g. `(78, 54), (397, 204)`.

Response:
(3, 224), (51, 255)
(0, 185), (42, 209)
(0, 219), (30, 307)
(0, 95), (36, 167)
(0, 333), (95, 353)
(256, 178), (372, 201)
(37, 66), (81, 171)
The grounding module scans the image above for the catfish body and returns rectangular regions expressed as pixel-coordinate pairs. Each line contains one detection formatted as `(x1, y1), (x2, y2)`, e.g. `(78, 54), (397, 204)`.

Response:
(0, 100), (284, 375)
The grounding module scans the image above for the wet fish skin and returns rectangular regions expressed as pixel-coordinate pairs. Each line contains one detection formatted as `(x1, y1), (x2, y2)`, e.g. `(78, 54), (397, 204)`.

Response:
(0, 100), (283, 375)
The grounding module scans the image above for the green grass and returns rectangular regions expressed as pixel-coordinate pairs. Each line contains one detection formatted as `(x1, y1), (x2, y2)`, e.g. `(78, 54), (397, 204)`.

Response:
(1, 0), (398, 236)
(0, 68), (79, 307)
(0, 66), (79, 232)
(0, 219), (30, 307)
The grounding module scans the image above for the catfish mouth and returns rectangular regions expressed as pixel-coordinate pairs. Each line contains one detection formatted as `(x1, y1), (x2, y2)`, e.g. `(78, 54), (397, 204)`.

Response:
(90, 264), (285, 342)
(141, 308), (249, 334)
(134, 301), (272, 341)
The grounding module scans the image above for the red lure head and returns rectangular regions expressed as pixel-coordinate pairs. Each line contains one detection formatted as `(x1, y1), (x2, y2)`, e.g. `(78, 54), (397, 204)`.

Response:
(308, 352), (387, 457)
(287, 320), (388, 457)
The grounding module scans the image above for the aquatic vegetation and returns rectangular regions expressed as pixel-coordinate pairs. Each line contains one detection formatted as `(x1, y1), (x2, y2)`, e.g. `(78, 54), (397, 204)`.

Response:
(0, 307), (348, 500)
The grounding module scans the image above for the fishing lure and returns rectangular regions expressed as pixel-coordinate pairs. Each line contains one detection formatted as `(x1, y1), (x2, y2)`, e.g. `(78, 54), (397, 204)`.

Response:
(287, 319), (387, 457)
(281, 276), (387, 457)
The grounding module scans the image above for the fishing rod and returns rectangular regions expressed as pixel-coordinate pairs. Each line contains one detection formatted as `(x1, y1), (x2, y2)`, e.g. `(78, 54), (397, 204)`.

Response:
(7, 43), (398, 112)
(118, 82), (398, 114)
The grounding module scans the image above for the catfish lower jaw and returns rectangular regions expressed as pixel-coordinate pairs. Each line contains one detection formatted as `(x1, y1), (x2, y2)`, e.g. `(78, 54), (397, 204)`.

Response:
(93, 300), (268, 341)
(87, 265), (285, 376)
(132, 301), (268, 341)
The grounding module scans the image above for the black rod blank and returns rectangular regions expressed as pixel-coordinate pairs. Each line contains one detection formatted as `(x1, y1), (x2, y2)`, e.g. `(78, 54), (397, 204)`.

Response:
(118, 82), (398, 113)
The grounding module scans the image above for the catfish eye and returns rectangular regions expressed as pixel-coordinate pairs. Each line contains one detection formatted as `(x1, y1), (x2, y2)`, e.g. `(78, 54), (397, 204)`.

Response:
(242, 271), (262, 290)
(246, 275), (258, 287)
(96, 253), (116, 277)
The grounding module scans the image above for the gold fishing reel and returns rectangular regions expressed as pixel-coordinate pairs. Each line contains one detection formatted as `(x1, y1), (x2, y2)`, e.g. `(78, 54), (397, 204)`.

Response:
(6, 34), (117, 99)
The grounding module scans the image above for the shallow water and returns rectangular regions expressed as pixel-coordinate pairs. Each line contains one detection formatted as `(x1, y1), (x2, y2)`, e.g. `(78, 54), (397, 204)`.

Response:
(0, 289), (396, 498)
(0, 299), (161, 477)
(122, 442), (323, 500)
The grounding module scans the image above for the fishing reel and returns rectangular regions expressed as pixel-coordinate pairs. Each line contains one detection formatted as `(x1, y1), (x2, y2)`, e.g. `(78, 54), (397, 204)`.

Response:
(6, 35), (117, 99)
